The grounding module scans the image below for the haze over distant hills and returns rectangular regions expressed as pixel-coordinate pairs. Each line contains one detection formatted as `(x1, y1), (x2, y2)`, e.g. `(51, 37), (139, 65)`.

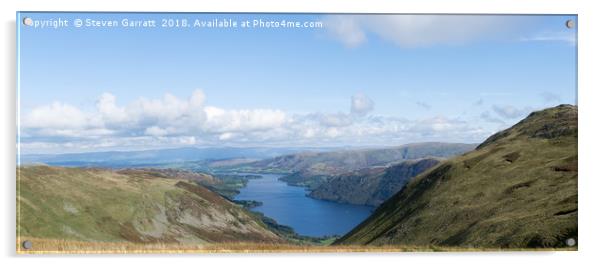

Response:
(18, 147), (330, 167)
(243, 142), (476, 189)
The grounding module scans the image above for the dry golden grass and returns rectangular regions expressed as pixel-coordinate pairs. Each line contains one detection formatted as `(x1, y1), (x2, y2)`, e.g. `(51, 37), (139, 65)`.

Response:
(16, 237), (576, 254)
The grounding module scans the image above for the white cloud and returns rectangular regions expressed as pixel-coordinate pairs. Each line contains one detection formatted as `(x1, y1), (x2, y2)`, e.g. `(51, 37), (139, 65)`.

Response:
(203, 106), (287, 133)
(22, 90), (289, 148)
(144, 126), (168, 137)
(218, 132), (236, 141)
(177, 136), (197, 145)
(325, 15), (516, 48)
(97, 93), (128, 125)
(325, 16), (367, 47)
(20, 89), (492, 153)
(23, 102), (88, 129)
(316, 112), (353, 127)
(325, 127), (342, 138)
(23, 89), (210, 140)
(127, 91), (206, 130)
(350, 92), (374, 116)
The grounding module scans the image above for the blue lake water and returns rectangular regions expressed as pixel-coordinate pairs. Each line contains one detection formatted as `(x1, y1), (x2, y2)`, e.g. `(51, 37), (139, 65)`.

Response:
(234, 173), (373, 237)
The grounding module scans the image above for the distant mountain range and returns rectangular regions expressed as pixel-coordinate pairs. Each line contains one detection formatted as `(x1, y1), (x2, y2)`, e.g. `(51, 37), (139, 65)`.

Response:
(336, 105), (578, 248)
(19, 147), (330, 167)
(244, 142), (476, 189)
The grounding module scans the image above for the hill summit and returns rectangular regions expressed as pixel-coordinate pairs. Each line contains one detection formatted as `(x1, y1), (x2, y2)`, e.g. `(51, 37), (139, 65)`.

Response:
(336, 104), (577, 248)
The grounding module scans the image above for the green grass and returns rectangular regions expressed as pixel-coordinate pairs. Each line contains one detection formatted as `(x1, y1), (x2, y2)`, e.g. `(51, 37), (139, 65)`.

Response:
(337, 105), (578, 248)
(17, 166), (282, 244)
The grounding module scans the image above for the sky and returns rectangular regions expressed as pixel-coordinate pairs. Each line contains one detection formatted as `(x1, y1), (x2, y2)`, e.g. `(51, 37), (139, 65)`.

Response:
(17, 13), (577, 154)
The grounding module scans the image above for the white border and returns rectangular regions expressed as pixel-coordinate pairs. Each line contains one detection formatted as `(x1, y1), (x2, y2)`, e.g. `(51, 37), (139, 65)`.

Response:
(2, 1), (601, 266)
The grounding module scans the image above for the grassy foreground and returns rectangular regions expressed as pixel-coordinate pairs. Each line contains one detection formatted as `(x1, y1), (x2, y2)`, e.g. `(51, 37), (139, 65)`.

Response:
(16, 237), (576, 254)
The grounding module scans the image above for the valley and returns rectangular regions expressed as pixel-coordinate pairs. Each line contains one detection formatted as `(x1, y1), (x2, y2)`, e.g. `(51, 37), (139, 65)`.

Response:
(233, 173), (374, 237)
(17, 105), (578, 251)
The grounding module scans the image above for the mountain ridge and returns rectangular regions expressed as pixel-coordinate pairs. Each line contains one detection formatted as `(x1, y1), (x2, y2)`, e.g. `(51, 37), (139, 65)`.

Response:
(309, 158), (441, 206)
(17, 165), (283, 244)
(245, 142), (477, 189)
(336, 104), (578, 248)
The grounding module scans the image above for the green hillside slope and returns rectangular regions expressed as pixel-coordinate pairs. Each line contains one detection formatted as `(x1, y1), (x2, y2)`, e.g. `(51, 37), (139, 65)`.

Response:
(336, 105), (577, 248)
(309, 158), (440, 206)
(17, 166), (282, 244)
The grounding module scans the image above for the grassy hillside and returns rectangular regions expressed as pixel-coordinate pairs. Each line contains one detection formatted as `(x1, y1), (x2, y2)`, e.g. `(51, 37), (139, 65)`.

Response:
(336, 105), (577, 248)
(236, 142), (475, 189)
(309, 158), (440, 206)
(117, 168), (218, 185)
(17, 166), (282, 245)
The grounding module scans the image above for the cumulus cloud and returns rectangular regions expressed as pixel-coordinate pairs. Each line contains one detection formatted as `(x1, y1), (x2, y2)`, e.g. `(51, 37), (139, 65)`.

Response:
(23, 102), (88, 130)
(97, 93), (128, 125)
(126, 91), (207, 132)
(315, 112), (353, 127)
(203, 107), (288, 133)
(325, 15), (367, 47)
(350, 93), (374, 116)
(21, 90), (291, 150)
(20, 89), (491, 153)
(51, 90), (208, 140)
(325, 15), (518, 48)
(144, 126), (168, 137)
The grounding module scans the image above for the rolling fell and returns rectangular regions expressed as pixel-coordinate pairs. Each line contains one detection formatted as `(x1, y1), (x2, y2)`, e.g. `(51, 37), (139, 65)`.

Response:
(17, 166), (283, 244)
(336, 104), (577, 248)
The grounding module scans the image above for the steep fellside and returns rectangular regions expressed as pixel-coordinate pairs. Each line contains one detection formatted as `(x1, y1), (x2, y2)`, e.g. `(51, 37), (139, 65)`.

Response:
(309, 158), (440, 206)
(336, 105), (577, 248)
(247, 142), (476, 189)
(17, 166), (282, 244)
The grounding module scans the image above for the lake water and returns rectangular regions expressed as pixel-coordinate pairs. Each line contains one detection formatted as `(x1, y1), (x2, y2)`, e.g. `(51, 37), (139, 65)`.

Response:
(234, 173), (373, 237)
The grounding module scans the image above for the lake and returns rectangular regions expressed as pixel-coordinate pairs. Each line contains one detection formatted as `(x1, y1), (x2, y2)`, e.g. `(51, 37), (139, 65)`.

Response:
(234, 173), (374, 237)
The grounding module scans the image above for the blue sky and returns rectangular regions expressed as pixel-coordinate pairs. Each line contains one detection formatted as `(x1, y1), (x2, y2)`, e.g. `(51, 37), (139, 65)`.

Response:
(17, 13), (577, 154)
